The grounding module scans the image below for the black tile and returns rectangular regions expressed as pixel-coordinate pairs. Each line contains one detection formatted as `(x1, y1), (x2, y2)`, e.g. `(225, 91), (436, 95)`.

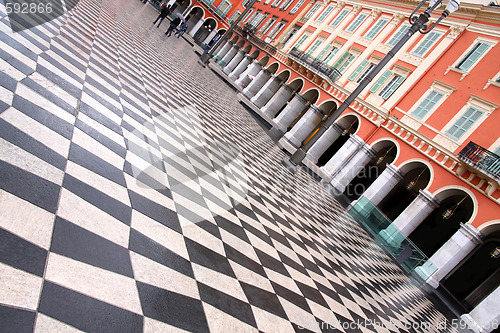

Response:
(224, 244), (267, 277)
(19, 77), (76, 115)
(298, 254), (323, 275)
(295, 281), (329, 308)
(129, 229), (194, 278)
(38, 53), (84, 84)
(125, 140), (164, 171)
(49, 43), (88, 72)
(0, 305), (36, 333)
(136, 281), (209, 333)
(35, 64), (81, 99)
(278, 252), (308, 276)
(0, 159), (61, 213)
(215, 214), (250, 243)
(0, 228), (47, 276)
(78, 101), (122, 135)
(240, 282), (288, 319)
(255, 249), (290, 277)
(12, 95), (74, 139)
(198, 283), (257, 327)
(0, 101), (9, 114)
(62, 174), (131, 225)
(185, 238), (236, 278)
(50, 217), (134, 277)
(128, 191), (180, 233)
(123, 162), (172, 197)
(39, 281), (143, 333)
(271, 282), (311, 313)
(68, 143), (126, 187)
(0, 70), (17, 91)
(0, 119), (67, 170)
(75, 119), (127, 158)
(0, 50), (35, 76)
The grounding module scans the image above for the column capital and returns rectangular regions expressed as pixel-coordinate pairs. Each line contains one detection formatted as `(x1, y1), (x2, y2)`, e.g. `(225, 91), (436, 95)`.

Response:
(352, 5), (362, 14)
(309, 104), (322, 115)
(417, 189), (440, 209)
(385, 163), (404, 180)
(348, 134), (365, 147)
(295, 93), (307, 104)
(459, 223), (484, 245)
(447, 25), (466, 39)
(336, 1), (346, 9)
(370, 8), (382, 18)
(332, 122), (344, 134)
(390, 13), (405, 25)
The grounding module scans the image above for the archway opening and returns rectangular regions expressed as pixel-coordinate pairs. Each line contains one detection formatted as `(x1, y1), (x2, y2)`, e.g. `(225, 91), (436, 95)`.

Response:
(186, 7), (203, 35)
(441, 227), (500, 312)
(377, 162), (431, 221)
(258, 55), (270, 66)
(267, 63), (279, 74)
(276, 70), (290, 82)
(317, 115), (359, 167)
(171, 0), (190, 15)
(249, 50), (260, 59)
(344, 140), (397, 201)
(194, 18), (217, 44)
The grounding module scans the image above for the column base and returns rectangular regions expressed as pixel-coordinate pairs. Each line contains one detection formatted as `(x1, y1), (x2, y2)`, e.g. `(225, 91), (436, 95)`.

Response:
(413, 261), (439, 284)
(329, 179), (346, 197)
(278, 137), (297, 154)
(268, 127), (284, 141)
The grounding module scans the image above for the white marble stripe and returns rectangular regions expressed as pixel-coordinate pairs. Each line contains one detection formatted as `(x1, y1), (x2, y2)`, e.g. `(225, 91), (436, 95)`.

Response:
(0, 85), (13, 106)
(45, 253), (143, 315)
(34, 314), (85, 333)
(124, 173), (176, 211)
(71, 128), (125, 170)
(83, 83), (123, 112)
(80, 91), (123, 124)
(0, 262), (43, 311)
(0, 58), (26, 81)
(1, 108), (71, 158)
(28, 72), (79, 108)
(86, 67), (121, 96)
(37, 56), (84, 92)
(77, 112), (125, 147)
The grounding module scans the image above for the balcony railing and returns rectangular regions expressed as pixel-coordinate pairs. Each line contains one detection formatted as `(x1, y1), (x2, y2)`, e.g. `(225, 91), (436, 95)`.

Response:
(458, 141), (500, 179)
(288, 47), (341, 82)
(234, 25), (278, 56)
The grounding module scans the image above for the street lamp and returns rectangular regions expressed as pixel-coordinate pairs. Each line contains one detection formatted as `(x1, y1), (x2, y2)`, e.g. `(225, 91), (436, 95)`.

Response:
(198, 0), (258, 66)
(282, 0), (460, 172)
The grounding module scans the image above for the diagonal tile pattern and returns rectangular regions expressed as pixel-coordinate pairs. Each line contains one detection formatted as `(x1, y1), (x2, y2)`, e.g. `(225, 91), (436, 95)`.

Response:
(0, 0), (460, 332)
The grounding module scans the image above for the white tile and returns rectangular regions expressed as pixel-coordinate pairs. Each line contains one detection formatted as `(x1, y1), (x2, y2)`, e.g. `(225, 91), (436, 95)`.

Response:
(0, 40), (37, 69)
(203, 303), (258, 333)
(86, 67), (121, 96)
(143, 318), (191, 333)
(250, 306), (294, 333)
(0, 262), (43, 310)
(278, 297), (321, 333)
(37, 56), (83, 91)
(45, 253), (143, 315)
(229, 261), (274, 294)
(65, 161), (130, 205)
(0, 190), (55, 250)
(71, 128), (124, 170)
(0, 86), (13, 106)
(124, 173), (175, 211)
(285, 265), (316, 289)
(263, 268), (302, 295)
(81, 88), (122, 119)
(130, 252), (199, 299)
(34, 313), (85, 333)
(57, 189), (130, 248)
(181, 219), (225, 257)
(0, 137), (65, 186)
(220, 229), (259, 263)
(0, 58), (26, 81)
(77, 112), (125, 147)
(192, 263), (247, 303)
(1, 108), (71, 158)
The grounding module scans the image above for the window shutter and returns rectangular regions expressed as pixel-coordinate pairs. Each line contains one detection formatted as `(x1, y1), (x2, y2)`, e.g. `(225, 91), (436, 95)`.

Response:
(338, 54), (355, 73)
(370, 70), (392, 93)
(412, 91), (443, 119)
(413, 32), (440, 57)
(446, 107), (484, 140)
(333, 51), (349, 68)
(457, 43), (490, 71)
(382, 76), (405, 100)
(349, 60), (369, 81)
(330, 9), (349, 27)
(317, 45), (331, 61)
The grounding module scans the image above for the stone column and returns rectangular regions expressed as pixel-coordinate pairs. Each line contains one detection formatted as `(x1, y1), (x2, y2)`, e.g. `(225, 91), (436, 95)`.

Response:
(242, 68), (271, 99)
(461, 285), (500, 333)
(261, 84), (293, 118)
(379, 190), (440, 246)
(214, 40), (232, 61)
(284, 105), (323, 148)
(235, 60), (262, 88)
(202, 30), (217, 46)
(319, 134), (363, 182)
(329, 142), (377, 194)
(361, 163), (404, 206)
(250, 75), (281, 108)
(272, 94), (308, 133)
(224, 49), (246, 75)
(414, 223), (483, 288)
(306, 123), (344, 164)
(228, 55), (252, 81)
(188, 19), (204, 38)
(219, 45), (239, 68)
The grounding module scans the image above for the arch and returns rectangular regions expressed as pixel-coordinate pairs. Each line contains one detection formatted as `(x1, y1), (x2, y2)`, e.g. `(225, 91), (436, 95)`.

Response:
(317, 100), (338, 115)
(276, 70), (290, 82)
(301, 88), (319, 104)
(266, 62), (279, 74)
(236, 39), (245, 48)
(478, 220), (500, 233)
(249, 50), (260, 59)
(376, 159), (433, 221)
(370, 138), (400, 165)
(242, 44), (252, 53)
(287, 78), (304, 91)
(409, 187), (475, 257)
(218, 29), (227, 35)
(433, 186), (478, 224)
(258, 55), (270, 66)
(441, 225), (500, 312)
(230, 35), (239, 44)
(171, 0), (191, 15)
(193, 17), (217, 44)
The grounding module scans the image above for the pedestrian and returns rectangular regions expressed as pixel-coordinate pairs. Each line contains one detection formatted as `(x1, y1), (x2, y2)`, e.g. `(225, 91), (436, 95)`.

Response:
(175, 22), (188, 38)
(165, 16), (181, 36)
(153, 4), (171, 28)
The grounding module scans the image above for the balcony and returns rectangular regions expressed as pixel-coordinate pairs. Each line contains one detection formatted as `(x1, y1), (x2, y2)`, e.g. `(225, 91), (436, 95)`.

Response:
(458, 141), (500, 180)
(288, 47), (342, 82)
(234, 25), (278, 56)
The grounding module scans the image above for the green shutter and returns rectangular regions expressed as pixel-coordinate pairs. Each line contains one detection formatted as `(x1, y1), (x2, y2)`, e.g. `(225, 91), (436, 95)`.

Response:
(413, 32), (440, 57)
(446, 107), (484, 140)
(457, 43), (490, 71)
(330, 9), (348, 27)
(382, 76), (405, 100)
(370, 70), (392, 93)
(349, 60), (369, 81)
(338, 54), (355, 73)
(333, 51), (349, 68)
(365, 19), (387, 40)
(317, 45), (331, 60)
(412, 91), (443, 119)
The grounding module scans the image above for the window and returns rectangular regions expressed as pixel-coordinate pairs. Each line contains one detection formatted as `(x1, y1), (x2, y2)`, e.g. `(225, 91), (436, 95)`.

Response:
(494, 146), (500, 156)
(330, 9), (349, 27)
(261, 17), (276, 33)
(323, 46), (339, 63)
(251, 13), (266, 28)
(387, 25), (409, 47)
(242, 0), (251, 7)
(412, 31), (442, 57)
(279, 0), (293, 10)
(333, 51), (355, 73)
(279, 28), (296, 44)
(364, 18), (388, 40)
(269, 22), (285, 39)
(316, 6), (334, 22)
(289, 0), (305, 14)
(271, 0), (284, 7)
(294, 34), (309, 49)
(411, 91), (444, 120)
(244, 11), (256, 23)
(304, 3), (321, 19)
(356, 63), (375, 83)
(349, 60), (375, 83)
(345, 13), (367, 33)
(456, 42), (491, 71)
(316, 45), (331, 61)
(370, 70), (406, 100)
(305, 40), (323, 56)
(216, 0), (232, 15)
(446, 107), (484, 140)
(229, 11), (241, 23)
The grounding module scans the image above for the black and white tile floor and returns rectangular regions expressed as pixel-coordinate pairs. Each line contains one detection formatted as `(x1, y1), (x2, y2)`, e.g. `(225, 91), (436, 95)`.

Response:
(0, 0), (458, 332)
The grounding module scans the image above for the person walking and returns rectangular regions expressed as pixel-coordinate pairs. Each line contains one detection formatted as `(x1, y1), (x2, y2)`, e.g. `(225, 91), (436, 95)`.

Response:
(175, 22), (188, 38)
(153, 4), (171, 28)
(165, 16), (181, 36)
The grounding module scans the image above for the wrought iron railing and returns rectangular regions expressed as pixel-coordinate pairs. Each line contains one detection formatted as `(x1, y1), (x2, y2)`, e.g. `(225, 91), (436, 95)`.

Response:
(234, 25), (277, 56)
(458, 141), (500, 179)
(288, 47), (342, 82)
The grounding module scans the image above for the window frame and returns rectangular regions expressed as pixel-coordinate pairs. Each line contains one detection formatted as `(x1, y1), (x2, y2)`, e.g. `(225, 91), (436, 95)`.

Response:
(289, 0), (305, 14)
(330, 9), (350, 28)
(386, 24), (410, 47)
(316, 5), (334, 22)
(345, 13), (367, 33)
(452, 38), (497, 73)
(364, 17), (389, 40)
(304, 3), (321, 19)
(408, 81), (455, 122)
(412, 30), (443, 57)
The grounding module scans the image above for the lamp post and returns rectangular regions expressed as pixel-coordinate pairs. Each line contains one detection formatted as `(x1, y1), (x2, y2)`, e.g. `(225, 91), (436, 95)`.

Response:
(282, 0), (460, 172)
(198, 0), (258, 66)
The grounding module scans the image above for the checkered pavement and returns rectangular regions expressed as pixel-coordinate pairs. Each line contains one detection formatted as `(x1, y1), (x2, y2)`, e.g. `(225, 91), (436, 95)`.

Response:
(0, 0), (458, 332)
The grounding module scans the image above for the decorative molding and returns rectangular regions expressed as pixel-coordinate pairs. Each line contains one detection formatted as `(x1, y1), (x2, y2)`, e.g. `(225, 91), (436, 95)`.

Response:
(390, 13), (405, 25)
(337, 30), (352, 39)
(400, 52), (423, 66)
(352, 5), (362, 14)
(370, 8), (382, 18)
(447, 25), (465, 39)
(356, 36), (372, 47)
